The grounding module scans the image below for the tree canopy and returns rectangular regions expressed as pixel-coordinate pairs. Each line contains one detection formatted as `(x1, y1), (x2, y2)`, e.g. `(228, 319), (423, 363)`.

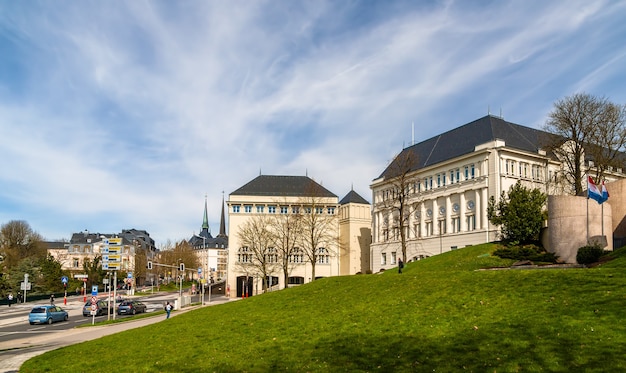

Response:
(487, 181), (547, 244)
(543, 93), (626, 195)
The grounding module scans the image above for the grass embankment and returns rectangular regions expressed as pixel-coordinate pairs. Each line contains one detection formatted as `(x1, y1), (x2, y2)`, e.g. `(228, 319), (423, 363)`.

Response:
(22, 244), (626, 372)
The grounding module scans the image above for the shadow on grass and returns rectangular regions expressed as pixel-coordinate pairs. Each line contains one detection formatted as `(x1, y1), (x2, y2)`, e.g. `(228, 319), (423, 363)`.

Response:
(302, 321), (614, 372)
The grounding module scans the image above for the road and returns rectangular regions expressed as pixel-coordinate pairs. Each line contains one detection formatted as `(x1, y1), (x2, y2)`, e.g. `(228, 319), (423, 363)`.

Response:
(0, 292), (232, 372)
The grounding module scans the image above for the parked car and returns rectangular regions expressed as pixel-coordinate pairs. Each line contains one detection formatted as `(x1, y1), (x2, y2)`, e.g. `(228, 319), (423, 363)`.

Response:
(82, 299), (114, 316)
(117, 300), (147, 315)
(29, 305), (69, 325)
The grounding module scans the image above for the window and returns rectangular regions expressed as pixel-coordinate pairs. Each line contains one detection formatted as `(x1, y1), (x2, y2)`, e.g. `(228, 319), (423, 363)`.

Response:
(456, 168), (460, 182)
(450, 170), (454, 184)
(442, 174), (446, 186)
(452, 217), (460, 233)
(391, 251), (397, 265)
(470, 164), (475, 179)
(381, 253), (387, 265)
(439, 220), (446, 235)
(292, 206), (300, 214)
(466, 215), (476, 231)
(437, 174), (441, 188)
(73, 258), (79, 268)
(328, 207), (335, 214)
(280, 206), (288, 214)
(268, 206), (276, 214)
(425, 222), (433, 237)
(256, 205), (264, 213)
(429, 177), (433, 189)
(289, 248), (304, 263)
(244, 205), (252, 213)
(232, 205), (240, 213)
(238, 247), (251, 263)
(317, 248), (330, 264)
(464, 166), (469, 179)
(315, 207), (324, 214)
(305, 207), (312, 214)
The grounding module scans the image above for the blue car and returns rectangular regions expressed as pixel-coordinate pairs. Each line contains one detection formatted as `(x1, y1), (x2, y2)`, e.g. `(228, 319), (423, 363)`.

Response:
(29, 305), (69, 325)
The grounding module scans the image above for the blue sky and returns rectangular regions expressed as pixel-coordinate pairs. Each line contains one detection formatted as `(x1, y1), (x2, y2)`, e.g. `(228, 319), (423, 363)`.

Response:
(1, 1), (625, 246)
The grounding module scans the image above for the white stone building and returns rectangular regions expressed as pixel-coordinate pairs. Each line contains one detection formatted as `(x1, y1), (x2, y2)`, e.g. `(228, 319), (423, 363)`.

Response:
(370, 115), (626, 271)
(227, 175), (371, 297)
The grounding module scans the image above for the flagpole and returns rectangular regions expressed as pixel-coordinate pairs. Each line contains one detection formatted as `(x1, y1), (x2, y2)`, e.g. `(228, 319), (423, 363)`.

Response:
(586, 175), (589, 244)
(586, 194), (589, 244)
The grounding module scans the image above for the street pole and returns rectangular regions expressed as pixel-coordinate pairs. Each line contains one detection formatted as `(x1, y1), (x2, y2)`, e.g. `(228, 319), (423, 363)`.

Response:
(113, 271), (117, 321)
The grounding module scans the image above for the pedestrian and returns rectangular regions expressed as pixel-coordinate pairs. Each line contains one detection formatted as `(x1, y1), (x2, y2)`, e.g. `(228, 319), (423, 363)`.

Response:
(398, 258), (404, 274)
(50, 294), (55, 305)
(165, 301), (172, 319)
(17, 292), (22, 304)
(7, 293), (13, 307)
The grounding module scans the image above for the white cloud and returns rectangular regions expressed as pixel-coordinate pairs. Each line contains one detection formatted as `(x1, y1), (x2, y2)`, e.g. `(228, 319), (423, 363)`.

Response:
(1, 0), (625, 244)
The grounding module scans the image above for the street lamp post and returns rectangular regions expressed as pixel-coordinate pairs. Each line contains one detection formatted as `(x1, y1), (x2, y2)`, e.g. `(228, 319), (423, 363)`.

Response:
(202, 236), (206, 305)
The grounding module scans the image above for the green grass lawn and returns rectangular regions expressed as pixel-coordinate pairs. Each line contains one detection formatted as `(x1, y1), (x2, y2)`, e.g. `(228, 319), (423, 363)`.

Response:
(22, 244), (626, 372)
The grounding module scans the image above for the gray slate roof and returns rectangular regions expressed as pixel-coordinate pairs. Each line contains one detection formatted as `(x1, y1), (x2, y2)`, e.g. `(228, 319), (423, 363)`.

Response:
(378, 115), (550, 179)
(339, 190), (370, 205)
(231, 175), (337, 198)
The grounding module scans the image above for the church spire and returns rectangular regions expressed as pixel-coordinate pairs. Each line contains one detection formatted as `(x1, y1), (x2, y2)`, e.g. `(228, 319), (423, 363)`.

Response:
(202, 194), (210, 232)
(218, 192), (227, 237)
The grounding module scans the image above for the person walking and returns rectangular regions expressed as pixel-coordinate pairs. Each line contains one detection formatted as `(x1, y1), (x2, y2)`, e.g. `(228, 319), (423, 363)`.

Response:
(7, 293), (13, 307)
(165, 302), (172, 319)
(50, 294), (55, 305)
(17, 292), (22, 304)
(398, 258), (404, 274)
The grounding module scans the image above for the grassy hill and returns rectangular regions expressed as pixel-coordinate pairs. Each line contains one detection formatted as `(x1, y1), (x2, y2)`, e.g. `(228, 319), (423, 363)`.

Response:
(22, 244), (626, 372)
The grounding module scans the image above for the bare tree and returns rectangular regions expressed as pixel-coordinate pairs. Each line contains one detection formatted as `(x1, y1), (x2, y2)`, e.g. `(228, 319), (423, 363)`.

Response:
(377, 149), (420, 263)
(268, 202), (302, 288)
(297, 182), (339, 281)
(0, 220), (46, 270)
(236, 214), (280, 293)
(543, 93), (626, 195)
(158, 240), (199, 281)
(587, 102), (626, 181)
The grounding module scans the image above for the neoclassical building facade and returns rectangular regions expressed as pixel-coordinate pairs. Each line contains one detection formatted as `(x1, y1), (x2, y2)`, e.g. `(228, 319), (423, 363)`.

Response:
(227, 175), (371, 297)
(370, 115), (625, 271)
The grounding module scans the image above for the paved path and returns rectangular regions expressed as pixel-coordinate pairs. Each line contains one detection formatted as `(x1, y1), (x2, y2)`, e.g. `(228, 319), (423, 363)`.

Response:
(0, 295), (233, 372)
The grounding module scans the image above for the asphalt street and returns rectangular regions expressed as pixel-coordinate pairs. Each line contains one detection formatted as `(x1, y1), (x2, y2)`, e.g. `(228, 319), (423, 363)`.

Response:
(0, 292), (233, 372)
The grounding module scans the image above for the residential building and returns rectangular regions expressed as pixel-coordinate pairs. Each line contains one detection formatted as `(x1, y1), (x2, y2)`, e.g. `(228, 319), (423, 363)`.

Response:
(53, 229), (156, 283)
(370, 115), (626, 271)
(227, 175), (371, 297)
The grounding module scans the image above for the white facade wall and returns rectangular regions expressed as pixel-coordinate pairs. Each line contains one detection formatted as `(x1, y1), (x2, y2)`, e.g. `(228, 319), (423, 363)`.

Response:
(370, 141), (560, 273)
(227, 194), (341, 297)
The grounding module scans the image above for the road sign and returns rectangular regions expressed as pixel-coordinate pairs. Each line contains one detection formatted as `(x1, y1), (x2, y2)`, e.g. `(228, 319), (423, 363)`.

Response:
(91, 296), (97, 304)
(108, 238), (122, 245)
(74, 274), (88, 279)
(61, 276), (68, 284)
(103, 262), (121, 270)
(92, 286), (98, 296)
(20, 281), (31, 291)
(127, 272), (133, 279)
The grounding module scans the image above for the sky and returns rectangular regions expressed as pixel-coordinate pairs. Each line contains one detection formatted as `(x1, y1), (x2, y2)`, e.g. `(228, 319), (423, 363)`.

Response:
(1, 0), (625, 246)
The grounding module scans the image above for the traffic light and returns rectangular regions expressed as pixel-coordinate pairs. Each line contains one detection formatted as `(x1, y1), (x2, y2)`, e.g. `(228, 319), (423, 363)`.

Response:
(179, 263), (185, 272)
(147, 261), (153, 270)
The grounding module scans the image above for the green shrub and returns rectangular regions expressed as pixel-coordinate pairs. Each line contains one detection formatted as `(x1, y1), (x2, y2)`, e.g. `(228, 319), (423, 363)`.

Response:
(493, 243), (558, 263)
(576, 245), (604, 265)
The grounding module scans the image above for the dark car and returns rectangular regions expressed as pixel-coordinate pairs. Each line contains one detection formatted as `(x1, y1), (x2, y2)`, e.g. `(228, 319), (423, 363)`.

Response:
(117, 300), (147, 315)
(29, 305), (69, 325)
(82, 299), (114, 316)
